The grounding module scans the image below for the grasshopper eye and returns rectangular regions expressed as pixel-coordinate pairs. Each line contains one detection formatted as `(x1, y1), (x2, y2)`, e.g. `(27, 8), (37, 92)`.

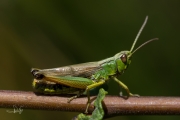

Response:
(120, 54), (127, 63)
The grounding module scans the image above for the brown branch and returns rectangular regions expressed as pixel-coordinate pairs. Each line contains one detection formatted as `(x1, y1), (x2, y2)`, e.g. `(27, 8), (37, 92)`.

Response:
(0, 90), (180, 117)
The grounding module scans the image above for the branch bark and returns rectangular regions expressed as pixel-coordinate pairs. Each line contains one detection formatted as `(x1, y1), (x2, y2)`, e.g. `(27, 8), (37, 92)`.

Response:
(0, 90), (180, 117)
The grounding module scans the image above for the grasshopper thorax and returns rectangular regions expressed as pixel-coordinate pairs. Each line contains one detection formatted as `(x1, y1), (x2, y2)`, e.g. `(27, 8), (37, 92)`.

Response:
(114, 51), (132, 74)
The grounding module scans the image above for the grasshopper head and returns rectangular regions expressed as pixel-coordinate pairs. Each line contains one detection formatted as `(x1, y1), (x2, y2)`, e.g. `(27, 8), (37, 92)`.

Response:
(114, 51), (132, 74)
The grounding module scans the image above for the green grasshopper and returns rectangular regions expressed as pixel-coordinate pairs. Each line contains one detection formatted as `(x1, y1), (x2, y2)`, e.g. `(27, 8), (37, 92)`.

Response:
(31, 16), (158, 113)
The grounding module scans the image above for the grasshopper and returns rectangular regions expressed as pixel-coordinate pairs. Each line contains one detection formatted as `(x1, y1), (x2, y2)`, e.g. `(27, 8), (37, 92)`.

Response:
(31, 16), (158, 113)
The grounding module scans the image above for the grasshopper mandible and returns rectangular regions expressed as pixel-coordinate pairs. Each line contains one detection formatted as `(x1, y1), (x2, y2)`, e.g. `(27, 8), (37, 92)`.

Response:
(31, 16), (158, 113)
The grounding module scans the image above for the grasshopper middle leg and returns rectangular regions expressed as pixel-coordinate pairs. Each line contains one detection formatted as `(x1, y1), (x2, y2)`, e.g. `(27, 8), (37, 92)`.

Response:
(84, 80), (105, 114)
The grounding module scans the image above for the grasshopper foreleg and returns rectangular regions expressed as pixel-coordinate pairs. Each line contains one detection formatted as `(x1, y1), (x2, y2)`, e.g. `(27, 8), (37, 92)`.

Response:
(112, 77), (139, 97)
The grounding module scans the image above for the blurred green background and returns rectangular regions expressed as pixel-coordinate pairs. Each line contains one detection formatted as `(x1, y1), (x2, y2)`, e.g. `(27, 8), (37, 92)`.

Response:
(0, 0), (180, 120)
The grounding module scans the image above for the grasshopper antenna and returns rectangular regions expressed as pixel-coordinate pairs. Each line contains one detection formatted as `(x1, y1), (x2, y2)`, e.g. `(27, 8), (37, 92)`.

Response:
(131, 38), (159, 55)
(130, 16), (148, 52)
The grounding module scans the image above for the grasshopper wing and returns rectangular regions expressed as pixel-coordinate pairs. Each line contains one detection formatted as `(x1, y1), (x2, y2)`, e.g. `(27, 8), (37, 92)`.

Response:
(32, 62), (102, 78)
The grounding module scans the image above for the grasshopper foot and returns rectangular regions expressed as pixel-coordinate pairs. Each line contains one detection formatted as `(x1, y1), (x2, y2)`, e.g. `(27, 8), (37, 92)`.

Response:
(129, 93), (140, 97)
(119, 92), (140, 99)
(84, 101), (91, 114)
(119, 91), (124, 96)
